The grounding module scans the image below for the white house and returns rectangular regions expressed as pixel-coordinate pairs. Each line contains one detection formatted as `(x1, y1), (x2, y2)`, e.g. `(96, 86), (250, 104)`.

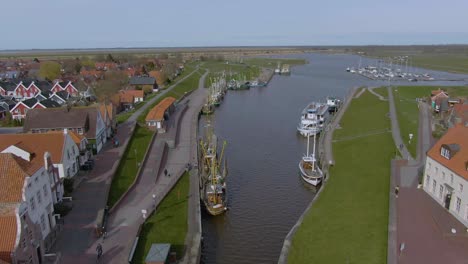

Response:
(0, 131), (80, 179)
(0, 151), (63, 263)
(423, 125), (468, 227)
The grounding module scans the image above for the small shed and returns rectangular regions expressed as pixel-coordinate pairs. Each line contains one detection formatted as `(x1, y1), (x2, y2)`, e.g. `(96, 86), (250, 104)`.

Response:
(145, 243), (170, 264)
(145, 97), (176, 133)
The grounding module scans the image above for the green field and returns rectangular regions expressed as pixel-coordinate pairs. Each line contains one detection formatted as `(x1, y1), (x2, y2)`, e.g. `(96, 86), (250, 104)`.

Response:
(289, 90), (394, 264)
(107, 125), (154, 207)
(391, 85), (468, 157)
(131, 172), (189, 263)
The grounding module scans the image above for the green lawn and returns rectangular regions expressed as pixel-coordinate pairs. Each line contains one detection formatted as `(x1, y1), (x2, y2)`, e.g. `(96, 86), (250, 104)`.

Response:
(107, 124), (154, 207)
(289, 90), (394, 264)
(131, 172), (190, 264)
(412, 55), (468, 74)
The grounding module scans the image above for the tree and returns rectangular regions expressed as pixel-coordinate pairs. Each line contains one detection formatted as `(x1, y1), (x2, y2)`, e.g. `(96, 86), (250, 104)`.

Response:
(62, 60), (77, 74)
(145, 61), (155, 72)
(106, 53), (115, 62)
(81, 59), (95, 69)
(39, 61), (61, 80)
(158, 53), (169, 60)
(94, 71), (129, 102)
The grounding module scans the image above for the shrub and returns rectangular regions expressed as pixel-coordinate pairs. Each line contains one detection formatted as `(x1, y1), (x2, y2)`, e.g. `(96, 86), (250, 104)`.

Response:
(64, 178), (74, 194)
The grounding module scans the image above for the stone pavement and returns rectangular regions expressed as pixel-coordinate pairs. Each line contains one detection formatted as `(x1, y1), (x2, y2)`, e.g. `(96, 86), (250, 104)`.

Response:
(52, 68), (201, 264)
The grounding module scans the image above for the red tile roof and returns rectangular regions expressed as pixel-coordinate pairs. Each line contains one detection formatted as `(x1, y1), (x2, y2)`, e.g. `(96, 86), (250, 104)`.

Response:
(427, 125), (468, 180)
(145, 97), (176, 122)
(0, 204), (17, 264)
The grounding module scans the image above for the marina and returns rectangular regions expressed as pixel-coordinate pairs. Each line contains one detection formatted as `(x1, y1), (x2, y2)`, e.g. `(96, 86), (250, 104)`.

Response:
(199, 53), (468, 264)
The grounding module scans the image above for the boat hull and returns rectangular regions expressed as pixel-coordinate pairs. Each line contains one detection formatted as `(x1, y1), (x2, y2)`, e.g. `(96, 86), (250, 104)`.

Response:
(297, 125), (321, 137)
(298, 162), (323, 187)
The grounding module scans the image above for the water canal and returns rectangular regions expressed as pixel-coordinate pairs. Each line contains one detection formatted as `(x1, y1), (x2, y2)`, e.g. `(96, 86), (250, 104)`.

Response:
(199, 53), (468, 264)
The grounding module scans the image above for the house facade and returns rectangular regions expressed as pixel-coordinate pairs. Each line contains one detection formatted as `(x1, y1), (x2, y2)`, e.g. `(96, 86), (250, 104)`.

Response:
(145, 97), (176, 132)
(0, 151), (63, 264)
(423, 125), (468, 228)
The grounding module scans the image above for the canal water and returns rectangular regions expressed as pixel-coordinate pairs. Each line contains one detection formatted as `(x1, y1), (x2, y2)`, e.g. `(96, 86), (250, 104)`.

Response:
(199, 53), (468, 264)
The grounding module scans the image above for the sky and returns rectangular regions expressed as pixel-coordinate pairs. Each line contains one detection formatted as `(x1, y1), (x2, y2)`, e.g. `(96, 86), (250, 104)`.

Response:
(2, 0), (468, 50)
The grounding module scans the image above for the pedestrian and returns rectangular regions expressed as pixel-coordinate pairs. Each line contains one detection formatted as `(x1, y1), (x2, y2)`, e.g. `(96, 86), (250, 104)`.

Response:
(164, 168), (167, 176)
(395, 185), (400, 198)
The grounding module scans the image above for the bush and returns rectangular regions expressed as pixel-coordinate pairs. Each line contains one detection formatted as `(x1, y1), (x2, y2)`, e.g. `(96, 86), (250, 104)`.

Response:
(64, 178), (74, 194)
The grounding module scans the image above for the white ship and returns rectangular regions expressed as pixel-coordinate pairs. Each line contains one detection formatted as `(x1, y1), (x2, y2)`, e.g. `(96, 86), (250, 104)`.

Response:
(299, 131), (323, 186)
(297, 102), (328, 136)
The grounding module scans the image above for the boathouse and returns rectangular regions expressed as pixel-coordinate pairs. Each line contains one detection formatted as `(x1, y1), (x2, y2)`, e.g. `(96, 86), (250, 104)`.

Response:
(145, 97), (176, 132)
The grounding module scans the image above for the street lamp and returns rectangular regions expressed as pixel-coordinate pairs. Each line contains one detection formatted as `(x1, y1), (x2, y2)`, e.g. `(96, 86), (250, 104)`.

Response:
(152, 194), (156, 208)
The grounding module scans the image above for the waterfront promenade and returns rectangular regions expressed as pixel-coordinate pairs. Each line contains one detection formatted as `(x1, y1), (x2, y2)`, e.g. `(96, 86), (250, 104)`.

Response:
(52, 68), (201, 264)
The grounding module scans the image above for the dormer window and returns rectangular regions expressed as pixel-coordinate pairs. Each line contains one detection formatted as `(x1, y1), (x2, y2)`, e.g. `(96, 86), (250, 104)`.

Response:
(440, 147), (450, 159)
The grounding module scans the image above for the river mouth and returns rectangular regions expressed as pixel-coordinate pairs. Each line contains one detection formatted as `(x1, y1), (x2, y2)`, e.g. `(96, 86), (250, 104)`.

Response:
(198, 53), (468, 264)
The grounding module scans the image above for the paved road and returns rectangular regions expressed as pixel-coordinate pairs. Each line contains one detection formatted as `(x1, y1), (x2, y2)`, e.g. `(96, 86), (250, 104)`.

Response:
(0, 126), (22, 134)
(53, 67), (201, 264)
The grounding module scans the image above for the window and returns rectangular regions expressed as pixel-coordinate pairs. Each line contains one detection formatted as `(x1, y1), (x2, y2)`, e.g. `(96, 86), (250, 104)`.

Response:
(67, 150), (70, 159)
(72, 147), (76, 155)
(36, 191), (42, 204)
(34, 176), (38, 183)
(439, 185), (444, 199)
(440, 147), (450, 159)
(432, 180), (437, 193)
(460, 184), (464, 192)
(428, 162), (432, 169)
(43, 185), (48, 197)
(40, 214), (46, 231)
(21, 237), (27, 249)
(442, 172), (446, 180)
(435, 167), (439, 175)
(456, 197), (461, 213)
(425, 175), (430, 188)
(29, 197), (35, 210)
(451, 174), (454, 184)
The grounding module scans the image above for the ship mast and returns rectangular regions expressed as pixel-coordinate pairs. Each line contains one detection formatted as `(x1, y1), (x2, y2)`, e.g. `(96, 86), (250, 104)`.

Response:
(312, 128), (317, 172)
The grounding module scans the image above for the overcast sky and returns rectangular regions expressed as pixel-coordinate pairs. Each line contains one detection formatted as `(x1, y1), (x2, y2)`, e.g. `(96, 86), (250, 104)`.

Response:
(2, 0), (468, 49)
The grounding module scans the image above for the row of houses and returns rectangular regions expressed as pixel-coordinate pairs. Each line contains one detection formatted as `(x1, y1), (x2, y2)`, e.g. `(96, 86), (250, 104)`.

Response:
(0, 80), (95, 121)
(423, 103), (468, 228)
(0, 102), (119, 263)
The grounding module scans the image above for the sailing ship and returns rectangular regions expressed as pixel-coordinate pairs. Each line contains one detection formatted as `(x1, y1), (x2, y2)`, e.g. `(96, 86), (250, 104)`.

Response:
(199, 129), (228, 216)
(297, 102), (328, 136)
(299, 131), (323, 186)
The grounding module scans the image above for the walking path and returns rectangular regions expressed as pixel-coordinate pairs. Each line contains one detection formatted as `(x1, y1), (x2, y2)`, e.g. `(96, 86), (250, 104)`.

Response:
(387, 86), (412, 161)
(354, 87), (366, 98)
(367, 86), (387, 101)
(52, 67), (201, 264)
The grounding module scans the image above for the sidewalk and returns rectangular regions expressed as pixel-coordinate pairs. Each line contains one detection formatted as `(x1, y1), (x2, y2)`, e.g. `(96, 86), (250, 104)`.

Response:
(52, 68), (201, 264)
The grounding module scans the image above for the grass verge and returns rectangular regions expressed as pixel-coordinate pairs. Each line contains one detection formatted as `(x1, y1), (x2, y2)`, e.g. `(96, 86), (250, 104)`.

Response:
(107, 124), (154, 207)
(131, 172), (190, 263)
(289, 90), (394, 264)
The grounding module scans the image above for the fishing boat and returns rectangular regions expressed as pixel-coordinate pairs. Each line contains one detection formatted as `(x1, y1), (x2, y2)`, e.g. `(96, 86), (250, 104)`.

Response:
(299, 131), (323, 186)
(201, 101), (214, 115)
(280, 64), (291, 75)
(274, 62), (281, 75)
(199, 133), (228, 216)
(250, 80), (267, 87)
(326, 96), (341, 113)
(297, 102), (328, 136)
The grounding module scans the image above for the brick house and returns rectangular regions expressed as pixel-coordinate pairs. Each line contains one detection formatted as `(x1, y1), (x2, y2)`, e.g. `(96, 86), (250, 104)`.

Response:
(10, 98), (60, 120)
(129, 76), (157, 92)
(145, 97), (176, 132)
(23, 106), (107, 153)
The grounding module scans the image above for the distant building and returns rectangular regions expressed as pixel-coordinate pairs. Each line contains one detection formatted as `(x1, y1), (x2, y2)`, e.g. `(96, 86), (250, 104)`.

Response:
(422, 125), (468, 227)
(129, 76), (157, 92)
(145, 97), (176, 132)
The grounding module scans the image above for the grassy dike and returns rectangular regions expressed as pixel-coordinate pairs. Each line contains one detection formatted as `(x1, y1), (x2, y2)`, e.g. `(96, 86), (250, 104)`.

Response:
(288, 90), (394, 264)
(131, 172), (190, 263)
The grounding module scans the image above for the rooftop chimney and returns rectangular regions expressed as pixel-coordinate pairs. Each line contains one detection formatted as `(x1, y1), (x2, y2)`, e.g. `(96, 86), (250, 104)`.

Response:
(44, 151), (51, 170)
(63, 128), (68, 135)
